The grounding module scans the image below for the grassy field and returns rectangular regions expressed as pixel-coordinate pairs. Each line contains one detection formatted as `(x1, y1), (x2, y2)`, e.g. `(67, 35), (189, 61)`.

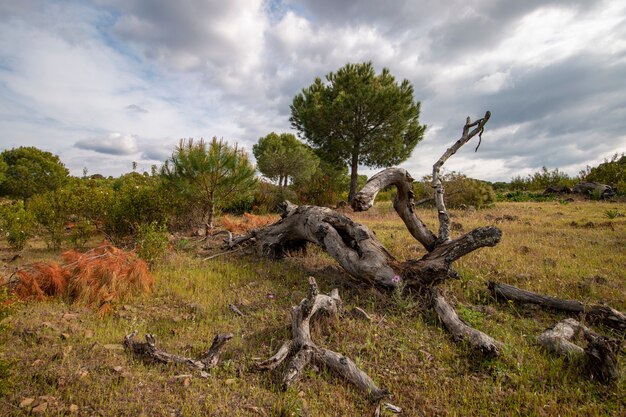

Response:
(0, 201), (624, 416)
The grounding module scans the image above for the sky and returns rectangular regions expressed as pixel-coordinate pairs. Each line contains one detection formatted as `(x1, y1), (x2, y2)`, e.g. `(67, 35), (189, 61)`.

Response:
(0, 0), (625, 182)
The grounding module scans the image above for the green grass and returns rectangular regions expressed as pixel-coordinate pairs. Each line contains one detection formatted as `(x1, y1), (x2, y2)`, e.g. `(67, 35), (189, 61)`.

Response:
(0, 201), (624, 416)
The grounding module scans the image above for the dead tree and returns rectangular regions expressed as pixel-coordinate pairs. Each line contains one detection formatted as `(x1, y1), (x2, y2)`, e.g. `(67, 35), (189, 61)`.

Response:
(233, 112), (503, 355)
(227, 111), (624, 391)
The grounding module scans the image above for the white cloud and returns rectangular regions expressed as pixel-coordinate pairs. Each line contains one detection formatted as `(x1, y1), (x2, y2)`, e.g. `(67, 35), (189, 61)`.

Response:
(0, 0), (624, 181)
(75, 133), (139, 155)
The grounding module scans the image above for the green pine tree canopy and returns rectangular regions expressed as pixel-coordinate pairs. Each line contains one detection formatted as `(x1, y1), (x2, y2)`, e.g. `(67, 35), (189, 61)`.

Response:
(290, 61), (426, 201)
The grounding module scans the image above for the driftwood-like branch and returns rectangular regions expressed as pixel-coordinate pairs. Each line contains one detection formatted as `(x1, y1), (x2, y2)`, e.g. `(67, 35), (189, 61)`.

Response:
(257, 277), (390, 402)
(124, 331), (233, 372)
(489, 282), (626, 332)
(432, 111), (491, 244)
(538, 318), (621, 383)
(430, 287), (501, 356)
(352, 168), (437, 251)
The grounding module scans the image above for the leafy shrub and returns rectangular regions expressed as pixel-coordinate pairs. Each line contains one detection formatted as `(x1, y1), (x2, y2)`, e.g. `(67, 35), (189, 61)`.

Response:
(580, 153), (625, 193)
(136, 221), (170, 265)
(510, 166), (575, 191)
(416, 171), (496, 209)
(496, 191), (556, 203)
(292, 161), (350, 207)
(252, 181), (298, 213)
(13, 244), (154, 315)
(104, 173), (171, 240)
(0, 201), (35, 250)
(28, 188), (75, 249)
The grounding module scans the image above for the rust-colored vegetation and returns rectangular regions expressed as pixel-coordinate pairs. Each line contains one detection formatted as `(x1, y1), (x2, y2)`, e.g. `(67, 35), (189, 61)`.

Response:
(219, 212), (277, 234)
(13, 244), (154, 315)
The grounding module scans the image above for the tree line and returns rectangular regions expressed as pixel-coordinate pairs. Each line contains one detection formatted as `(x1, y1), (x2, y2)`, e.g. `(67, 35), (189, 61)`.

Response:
(0, 62), (624, 253)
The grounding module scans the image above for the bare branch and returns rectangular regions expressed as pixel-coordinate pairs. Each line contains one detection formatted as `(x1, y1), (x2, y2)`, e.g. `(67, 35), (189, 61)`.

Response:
(124, 332), (233, 372)
(432, 111), (491, 243)
(430, 287), (501, 356)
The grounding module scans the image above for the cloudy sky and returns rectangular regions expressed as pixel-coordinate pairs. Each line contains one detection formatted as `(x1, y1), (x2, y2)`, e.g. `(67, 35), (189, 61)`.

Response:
(1, 0), (625, 181)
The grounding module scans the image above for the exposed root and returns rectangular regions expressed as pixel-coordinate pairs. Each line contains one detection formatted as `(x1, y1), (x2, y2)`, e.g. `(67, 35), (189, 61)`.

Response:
(257, 277), (390, 403)
(124, 331), (233, 372)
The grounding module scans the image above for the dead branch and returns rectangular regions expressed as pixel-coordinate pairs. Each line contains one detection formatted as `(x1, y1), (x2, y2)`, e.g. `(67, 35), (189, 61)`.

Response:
(537, 318), (621, 383)
(124, 331), (233, 372)
(430, 287), (501, 356)
(489, 282), (626, 332)
(432, 111), (491, 244)
(257, 277), (391, 403)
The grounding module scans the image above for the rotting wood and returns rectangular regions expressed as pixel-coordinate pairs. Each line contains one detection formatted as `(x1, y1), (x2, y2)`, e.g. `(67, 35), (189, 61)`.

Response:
(489, 282), (626, 332)
(257, 277), (394, 404)
(537, 318), (621, 383)
(124, 331), (233, 372)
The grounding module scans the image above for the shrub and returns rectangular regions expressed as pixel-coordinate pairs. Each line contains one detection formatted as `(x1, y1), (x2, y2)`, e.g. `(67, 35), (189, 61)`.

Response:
(416, 171), (496, 209)
(581, 153), (625, 192)
(509, 167), (575, 191)
(104, 173), (171, 240)
(136, 221), (170, 265)
(28, 188), (74, 249)
(0, 201), (35, 250)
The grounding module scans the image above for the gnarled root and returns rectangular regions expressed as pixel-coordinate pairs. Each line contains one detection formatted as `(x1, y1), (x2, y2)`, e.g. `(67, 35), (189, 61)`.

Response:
(124, 331), (233, 373)
(257, 277), (391, 403)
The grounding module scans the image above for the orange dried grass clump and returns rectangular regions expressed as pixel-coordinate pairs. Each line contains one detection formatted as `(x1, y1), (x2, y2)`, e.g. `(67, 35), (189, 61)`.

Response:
(220, 212), (276, 234)
(14, 244), (155, 315)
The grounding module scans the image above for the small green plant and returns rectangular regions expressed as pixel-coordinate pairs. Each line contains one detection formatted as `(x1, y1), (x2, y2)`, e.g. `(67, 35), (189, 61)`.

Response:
(136, 221), (170, 265)
(604, 208), (624, 219)
(69, 218), (95, 248)
(0, 201), (35, 250)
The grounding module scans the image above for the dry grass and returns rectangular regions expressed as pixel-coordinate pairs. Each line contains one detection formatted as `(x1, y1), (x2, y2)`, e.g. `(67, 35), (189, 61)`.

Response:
(11, 244), (154, 315)
(219, 213), (278, 234)
(0, 201), (624, 416)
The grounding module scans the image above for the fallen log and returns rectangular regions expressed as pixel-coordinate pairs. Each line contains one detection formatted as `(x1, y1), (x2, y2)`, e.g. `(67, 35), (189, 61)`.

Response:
(489, 282), (626, 332)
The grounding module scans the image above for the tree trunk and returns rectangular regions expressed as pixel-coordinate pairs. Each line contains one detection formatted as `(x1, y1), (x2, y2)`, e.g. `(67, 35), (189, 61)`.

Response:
(205, 203), (215, 235)
(348, 148), (359, 203)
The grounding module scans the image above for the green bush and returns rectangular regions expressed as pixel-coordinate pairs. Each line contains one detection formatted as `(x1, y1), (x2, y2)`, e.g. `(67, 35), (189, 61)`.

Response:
(104, 173), (171, 240)
(28, 189), (72, 249)
(509, 167), (575, 191)
(581, 153), (625, 194)
(293, 161), (350, 207)
(0, 201), (35, 250)
(136, 221), (170, 265)
(416, 172), (495, 209)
